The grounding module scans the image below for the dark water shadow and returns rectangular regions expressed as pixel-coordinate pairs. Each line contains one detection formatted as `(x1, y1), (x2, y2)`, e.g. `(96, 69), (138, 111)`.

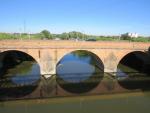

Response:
(117, 51), (150, 91)
(40, 75), (56, 95)
(0, 50), (41, 99)
(56, 50), (104, 94)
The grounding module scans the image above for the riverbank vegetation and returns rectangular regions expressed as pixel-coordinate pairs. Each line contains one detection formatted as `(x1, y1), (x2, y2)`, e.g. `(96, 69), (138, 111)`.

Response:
(0, 30), (150, 42)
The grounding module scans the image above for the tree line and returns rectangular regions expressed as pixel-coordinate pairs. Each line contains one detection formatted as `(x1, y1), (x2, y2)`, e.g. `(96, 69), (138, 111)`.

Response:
(0, 30), (150, 42)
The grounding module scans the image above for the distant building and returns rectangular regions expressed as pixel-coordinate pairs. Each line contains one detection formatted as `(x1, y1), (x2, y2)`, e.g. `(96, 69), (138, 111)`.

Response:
(54, 38), (61, 41)
(121, 32), (139, 38)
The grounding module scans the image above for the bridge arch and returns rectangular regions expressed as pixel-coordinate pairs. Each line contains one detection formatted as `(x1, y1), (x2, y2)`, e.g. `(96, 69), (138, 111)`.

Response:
(116, 51), (150, 90)
(56, 50), (104, 94)
(56, 49), (105, 67)
(0, 50), (41, 97)
(0, 49), (41, 65)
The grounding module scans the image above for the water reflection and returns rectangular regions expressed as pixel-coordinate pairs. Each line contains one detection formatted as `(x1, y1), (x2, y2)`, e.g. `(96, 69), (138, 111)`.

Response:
(56, 50), (104, 94)
(0, 50), (40, 98)
(11, 62), (40, 85)
(117, 51), (150, 90)
(57, 61), (95, 83)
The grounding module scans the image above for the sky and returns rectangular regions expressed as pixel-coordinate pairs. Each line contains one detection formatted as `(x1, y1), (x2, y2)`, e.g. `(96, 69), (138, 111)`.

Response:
(0, 0), (150, 36)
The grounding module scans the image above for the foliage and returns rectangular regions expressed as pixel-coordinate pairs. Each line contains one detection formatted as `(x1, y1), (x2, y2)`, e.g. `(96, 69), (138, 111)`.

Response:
(59, 31), (87, 40)
(95, 36), (119, 41)
(40, 30), (53, 39)
(60, 32), (69, 40)
(0, 31), (150, 42)
(121, 35), (131, 40)
(131, 37), (150, 42)
(0, 33), (17, 39)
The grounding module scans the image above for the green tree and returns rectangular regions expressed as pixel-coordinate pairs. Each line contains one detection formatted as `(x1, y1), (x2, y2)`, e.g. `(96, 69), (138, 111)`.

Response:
(40, 30), (53, 39)
(61, 32), (69, 40)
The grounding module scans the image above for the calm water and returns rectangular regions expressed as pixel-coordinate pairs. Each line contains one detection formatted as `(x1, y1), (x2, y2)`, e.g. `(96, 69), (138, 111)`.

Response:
(9, 61), (40, 85)
(56, 51), (102, 83)
(0, 51), (41, 98)
(0, 92), (150, 113)
(116, 51), (150, 90)
(0, 51), (40, 85)
(56, 50), (104, 93)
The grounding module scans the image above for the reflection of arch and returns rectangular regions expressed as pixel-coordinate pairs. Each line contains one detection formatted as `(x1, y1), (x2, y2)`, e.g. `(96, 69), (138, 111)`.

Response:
(117, 51), (150, 90)
(0, 50), (41, 98)
(56, 50), (104, 94)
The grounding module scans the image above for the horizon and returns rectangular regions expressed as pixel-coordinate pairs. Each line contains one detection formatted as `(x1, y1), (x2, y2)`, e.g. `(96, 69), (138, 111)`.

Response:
(0, 0), (150, 36)
(0, 29), (146, 37)
(0, 31), (147, 37)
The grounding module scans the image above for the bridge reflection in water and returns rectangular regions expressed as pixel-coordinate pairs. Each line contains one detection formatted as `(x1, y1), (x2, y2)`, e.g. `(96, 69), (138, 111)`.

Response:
(0, 50), (41, 98)
(0, 50), (150, 101)
(117, 51), (150, 90)
(56, 50), (104, 94)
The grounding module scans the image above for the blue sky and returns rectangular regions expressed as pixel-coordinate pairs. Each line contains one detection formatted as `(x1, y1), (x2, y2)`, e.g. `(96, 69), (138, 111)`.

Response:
(0, 0), (150, 36)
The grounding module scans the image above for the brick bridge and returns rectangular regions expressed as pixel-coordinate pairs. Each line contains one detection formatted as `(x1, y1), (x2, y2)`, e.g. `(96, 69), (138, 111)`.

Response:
(0, 40), (149, 77)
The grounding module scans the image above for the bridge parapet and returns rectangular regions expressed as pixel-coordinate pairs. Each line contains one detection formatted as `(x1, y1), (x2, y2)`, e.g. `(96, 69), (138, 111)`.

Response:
(0, 40), (149, 50)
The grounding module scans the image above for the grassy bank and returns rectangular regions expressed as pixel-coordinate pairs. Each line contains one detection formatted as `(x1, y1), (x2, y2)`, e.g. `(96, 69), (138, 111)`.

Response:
(0, 32), (150, 42)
